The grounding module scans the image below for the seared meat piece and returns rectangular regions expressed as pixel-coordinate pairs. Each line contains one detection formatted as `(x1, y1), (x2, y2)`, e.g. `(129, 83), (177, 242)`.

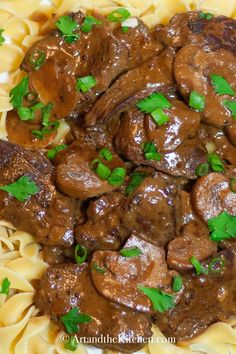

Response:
(22, 12), (162, 120)
(225, 122), (236, 147)
(121, 169), (178, 246)
(192, 172), (236, 223)
(0, 140), (74, 247)
(91, 233), (174, 313)
(167, 221), (217, 271)
(174, 45), (236, 128)
(85, 48), (176, 126)
(36, 263), (152, 352)
(43, 245), (74, 265)
(55, 140), (126, 199)
(155, 248), (236, 341)
(75, 191), (129, 252)
(155, 12), (236, 53)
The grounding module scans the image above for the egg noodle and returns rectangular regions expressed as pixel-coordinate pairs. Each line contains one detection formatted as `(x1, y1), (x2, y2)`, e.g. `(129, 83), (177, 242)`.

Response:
(0, 1), (236, 353)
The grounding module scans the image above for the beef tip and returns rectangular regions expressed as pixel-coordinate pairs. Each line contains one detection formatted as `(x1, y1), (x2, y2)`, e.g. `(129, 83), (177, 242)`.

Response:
(85, 48), (176, 126)
(225, 122), (236, 147)
(75, 191), (129, 252)
(42, 245), (74, 265)
(167, 221), (217, 271)
(0, 140), (74, 247)
(121, 169), (178, 246)
(155, 248), (236, 341)
(192, 173), (236, 223)
(155, 12), (236, 53)
(55, 140), (126, 199)
(36, 263), (152, 352)
(91, 232), (174, 313)
(174, 45), (236, 128)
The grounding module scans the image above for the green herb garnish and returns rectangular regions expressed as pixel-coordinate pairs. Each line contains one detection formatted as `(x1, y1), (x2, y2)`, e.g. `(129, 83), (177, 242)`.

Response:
(137, 286), (175, 313)
(120, 247), (142, 258)
(108, 167), (126, 186)
(17, 107), (35, 121)
(125, 171), (147, 196)
(137, 92), (172, 113)
(29, 50), (46, 70)
(47, 144), (67, 159)
(190, 256), (208, 276)
(199, 11), (214, 20)
(122, 26), (129, 33)
(64, 335), (78, 352)
(32, 121), (59, 140)
(189, 91), (205, 112)
(0, 176), (39, 202)
(172, 275), (183, 292)
(10, 76), (29, 108)
(208, 153), (224, 172)
(76, 75), (97, 93)
(195, 162), (210, 177)
(151, 108), (169, 126)
(0, 29), (5, 46)
(99, 148), (113, 161)
(210, 74), (235, 96)
(0, 278), (10, 295)
(60, 308), (92, 334)
(143, 142), (162, 161)
(107, 8), (131, 23)
(223, 100), (236, 119)
(81, 16), (102, 33)
(91, 263), (106, 274)
(91, 159), (111, 180)
(208, 211), (236, 242)
(75, 244), (87, 265)
(55, 15), (80, 43)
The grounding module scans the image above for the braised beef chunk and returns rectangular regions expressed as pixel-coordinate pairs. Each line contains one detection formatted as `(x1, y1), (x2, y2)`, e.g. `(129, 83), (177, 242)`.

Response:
(174, 45), (236, 128)
(121, 169), (178, 246)
(91, 232), (174, 313)
(36, 263), (152, 352)
(55, 140), (126, 199)
(155, 248), (236, 341)
(155, 12), (236, 53)
(0, 140), (74, 247)
(75, 191), (129, 252)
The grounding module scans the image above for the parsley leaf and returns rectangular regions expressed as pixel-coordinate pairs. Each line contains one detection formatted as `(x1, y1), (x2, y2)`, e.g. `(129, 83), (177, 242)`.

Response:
(0, 176), (39, 202)
(223, 100), (236, 119)
(60, 308), (92, 334)
(55, 16), (80, 43)
(137, 92), (172, 113)
(210, 74), (235, 96)
(189, 91), (205, 112)
(0, 278), (11, 295)
(172, 275), (183, 292)
(120, 247), (142, 258)
(76, 75), (97, 93)
(81, 16), (102, 33)
(0, 29), (5, 46)
(208, 211), (236, 242)
(199, 12), (214, 20)
(10, 77), (29, 108)
(47, 144), (67, 159)
(125, 171), (147, 196)
(137, 285), (175, 313)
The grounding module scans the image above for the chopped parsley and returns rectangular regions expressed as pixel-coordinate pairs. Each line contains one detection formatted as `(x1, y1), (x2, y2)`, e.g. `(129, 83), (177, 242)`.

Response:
(143, 142), (162, 161)
(0, 278), (11, 295)
(199, 11), (214, 20)
(208, 211), (236, 242)
(60, 308), (92, 334)
(223, 100), (236, 119)
(137, 92), (172, 113)
(0, 29), (5, 46)
(47, 144), (67, 159)
(107, 8), (131, 23)
(208, 153), (225, 172)
(76, 75), (97, 93)
(125, 171), (147, 196)
(29, 50), (46, 70)
(189, 91), (205, 112)
(17, 102), (44, 121)
(91, 263), (106, 274)
(172, 275), (183, 292)
(137, 286), (175, 313)
(120, 247), (142, 258)
(81, 16), (102, 33)
(10, 76), (29, 108)
(0, 176), (39, 202)
(210, 74), (235, 96)
(55, 15), (80, 43)
(75, 244), (87, 265)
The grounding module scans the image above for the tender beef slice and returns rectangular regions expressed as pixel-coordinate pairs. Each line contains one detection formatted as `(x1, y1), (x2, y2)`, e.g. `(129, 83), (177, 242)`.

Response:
(55, 140), (126, 199)
(155, 248), (236, 341)
(0, 140), (74, 247)
(225, 122), (236, 147)
(75, 191), (129, 252)
(85, 48), (176, 126)
(174, 45), (236, 128)
(167, 221), (217, 271)
(121, 170), (178, 246)
(155, 12), (236, 53)
(192, 172), (236, 223)
(35, 263), (152, 352)
(43, 245), (74, 265)
(91, 233), (174, 313)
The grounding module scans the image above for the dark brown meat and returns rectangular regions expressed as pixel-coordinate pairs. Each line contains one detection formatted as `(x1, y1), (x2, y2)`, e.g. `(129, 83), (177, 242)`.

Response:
(174, 45), (236, 128)
(42, 245), (74, 265)
(22, 12), (162, 120)
(91, 232), (174, 313)
(0, 140), (74, 247)
(155, 12), (236, 53)
(225, 122), (236, 147)
(121, 169), (178, 246)
(192, 172), (236, 223)
(75, 191), (129, 252)
(85, 48), (176, 126)
(55, 140), (126, 199)
(36, 263), (152, 352)
(155, 248), (236, 341)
